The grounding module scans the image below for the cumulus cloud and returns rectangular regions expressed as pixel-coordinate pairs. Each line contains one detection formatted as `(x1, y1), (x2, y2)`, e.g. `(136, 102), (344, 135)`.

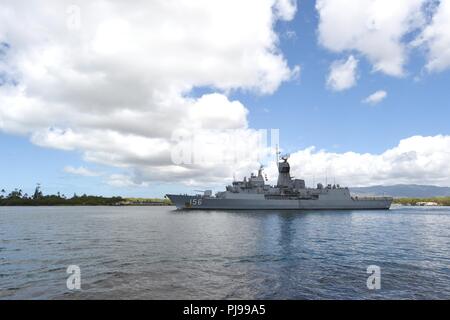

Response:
(362, 90), (387, 105)
(0, 0), (298, 186)
(414, 0), (450, 72)
(106, 174), (145, 188)
(316, 0), (426, 76)
(281, 135), (450, 187)
(274, 0), (297, 20)
(63, 166), (100, 177)
(326, 55), (359, 91)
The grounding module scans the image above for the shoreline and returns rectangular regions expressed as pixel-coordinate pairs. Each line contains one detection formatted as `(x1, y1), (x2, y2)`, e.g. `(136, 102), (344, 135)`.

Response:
(0, 204), (174, 207)
(2, 194), (449, 207)
(0, 197), (173, 207)
(1, 203), (448, 207)
(393, 196), (450, 207)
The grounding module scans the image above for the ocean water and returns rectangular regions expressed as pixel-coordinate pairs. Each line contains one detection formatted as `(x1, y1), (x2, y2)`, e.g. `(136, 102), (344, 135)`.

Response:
(1, 205), (450, 300)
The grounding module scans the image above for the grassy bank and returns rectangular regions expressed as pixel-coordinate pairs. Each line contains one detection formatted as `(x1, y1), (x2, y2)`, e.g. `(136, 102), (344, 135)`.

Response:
(393, 197), (450, 206)
(121, 198), (173, 206)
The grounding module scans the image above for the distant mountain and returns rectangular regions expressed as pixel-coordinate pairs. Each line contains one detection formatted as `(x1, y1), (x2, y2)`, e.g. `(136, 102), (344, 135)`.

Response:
(350, 184), (450, 198)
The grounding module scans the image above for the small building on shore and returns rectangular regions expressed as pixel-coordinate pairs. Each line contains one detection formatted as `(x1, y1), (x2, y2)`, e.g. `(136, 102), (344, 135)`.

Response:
(416, 202), (439, 206)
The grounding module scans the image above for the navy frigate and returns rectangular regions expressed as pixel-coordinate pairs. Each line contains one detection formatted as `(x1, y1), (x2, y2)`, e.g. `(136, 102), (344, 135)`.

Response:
(166, 156), (393, 210)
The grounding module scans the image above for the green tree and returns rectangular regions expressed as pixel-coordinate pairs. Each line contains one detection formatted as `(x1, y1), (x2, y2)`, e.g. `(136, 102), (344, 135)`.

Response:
(8, 188), (22, 199)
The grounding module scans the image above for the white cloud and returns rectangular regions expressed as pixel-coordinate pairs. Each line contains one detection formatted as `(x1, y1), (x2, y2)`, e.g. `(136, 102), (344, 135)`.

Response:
(278, 135), (450, 187)
(362, 90), (387, 105)
(0, 0), (298, 186)
(326, 55), (359, 91)
(63, 166), (100, 177)
(274, 0), (297, 20)
(316, 0), (426, 76)
(414, 0), (450, 72)
(106, 174), (145, 188)
(284, 30), (297, 40)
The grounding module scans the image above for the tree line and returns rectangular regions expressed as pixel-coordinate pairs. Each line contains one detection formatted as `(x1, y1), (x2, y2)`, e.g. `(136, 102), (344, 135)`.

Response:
(0, 185), (123, 206)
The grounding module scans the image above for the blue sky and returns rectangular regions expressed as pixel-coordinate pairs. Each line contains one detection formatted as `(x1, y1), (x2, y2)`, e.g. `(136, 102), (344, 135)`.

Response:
(1, 0), (450, 197)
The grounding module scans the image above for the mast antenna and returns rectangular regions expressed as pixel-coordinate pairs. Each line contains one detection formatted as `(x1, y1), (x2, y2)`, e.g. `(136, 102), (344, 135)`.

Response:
(275, 144), (282, 164)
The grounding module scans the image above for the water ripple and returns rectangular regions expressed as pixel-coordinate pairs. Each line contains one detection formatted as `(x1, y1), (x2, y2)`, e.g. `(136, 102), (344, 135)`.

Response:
(1, 206), (450, 299)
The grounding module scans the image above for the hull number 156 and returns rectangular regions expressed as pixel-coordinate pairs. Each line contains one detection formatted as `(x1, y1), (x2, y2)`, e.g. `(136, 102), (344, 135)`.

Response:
(190, 198), (202, 206)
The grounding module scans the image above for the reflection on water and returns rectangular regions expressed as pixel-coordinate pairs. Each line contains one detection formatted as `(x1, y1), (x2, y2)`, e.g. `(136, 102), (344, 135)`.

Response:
(1, 206), (450, 299)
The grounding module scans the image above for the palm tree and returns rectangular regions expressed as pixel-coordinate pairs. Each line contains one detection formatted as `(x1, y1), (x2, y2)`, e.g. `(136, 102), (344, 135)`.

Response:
(33, 183), (43, 199)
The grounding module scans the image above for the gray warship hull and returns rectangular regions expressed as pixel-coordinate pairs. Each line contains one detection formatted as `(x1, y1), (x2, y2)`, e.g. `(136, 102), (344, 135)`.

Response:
(166, 194), (392, 210)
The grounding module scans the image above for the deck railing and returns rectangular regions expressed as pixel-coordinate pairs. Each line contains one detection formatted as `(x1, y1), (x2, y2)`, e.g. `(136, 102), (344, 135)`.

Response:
(351, 196), (392, 201)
